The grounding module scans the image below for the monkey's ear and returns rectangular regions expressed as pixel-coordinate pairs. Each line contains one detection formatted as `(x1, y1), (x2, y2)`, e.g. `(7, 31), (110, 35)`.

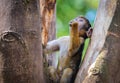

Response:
(86, 28), (93, 38)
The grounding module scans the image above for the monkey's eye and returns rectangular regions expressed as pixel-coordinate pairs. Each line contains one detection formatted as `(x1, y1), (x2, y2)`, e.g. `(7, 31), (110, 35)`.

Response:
(79, 19), (83, 22)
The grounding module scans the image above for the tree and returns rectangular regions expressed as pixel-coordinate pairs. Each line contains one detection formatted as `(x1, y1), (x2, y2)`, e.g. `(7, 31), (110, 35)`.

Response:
(0, 0), (44, 83)
(0, 0), (120, 83)
(40, 0), (57, 68)
(75, 0), (120, 83)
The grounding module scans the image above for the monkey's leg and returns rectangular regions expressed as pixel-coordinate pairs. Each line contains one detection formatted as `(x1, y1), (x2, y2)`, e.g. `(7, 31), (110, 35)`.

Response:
(60, 68), (73, 83)
(48, 66), (59, 82)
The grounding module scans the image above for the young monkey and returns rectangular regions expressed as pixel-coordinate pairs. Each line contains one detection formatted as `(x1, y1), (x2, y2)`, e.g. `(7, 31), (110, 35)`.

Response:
(44, 16), (92, 83)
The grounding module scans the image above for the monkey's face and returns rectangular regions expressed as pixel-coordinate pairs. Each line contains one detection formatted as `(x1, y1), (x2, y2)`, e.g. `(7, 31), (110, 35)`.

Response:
(69, 17), (88, 31)
(69, 16), (92, 38)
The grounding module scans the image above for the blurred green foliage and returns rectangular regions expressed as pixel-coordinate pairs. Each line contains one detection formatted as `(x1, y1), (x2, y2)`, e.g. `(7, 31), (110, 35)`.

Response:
(56, 0), (99, 58)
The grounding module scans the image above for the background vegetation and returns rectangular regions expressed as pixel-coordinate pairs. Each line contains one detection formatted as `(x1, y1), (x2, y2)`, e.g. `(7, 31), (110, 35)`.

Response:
(56, 0), (99, 58)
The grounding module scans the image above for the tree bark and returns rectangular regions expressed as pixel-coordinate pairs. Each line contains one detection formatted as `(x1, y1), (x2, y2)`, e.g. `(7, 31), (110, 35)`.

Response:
(0, 0), (45, 83)
(75, 0), (120, 83)
(40, 0), (57, 67)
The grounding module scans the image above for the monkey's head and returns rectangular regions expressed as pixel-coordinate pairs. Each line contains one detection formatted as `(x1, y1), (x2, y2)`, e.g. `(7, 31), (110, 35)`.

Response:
(69, 16), (93, 39)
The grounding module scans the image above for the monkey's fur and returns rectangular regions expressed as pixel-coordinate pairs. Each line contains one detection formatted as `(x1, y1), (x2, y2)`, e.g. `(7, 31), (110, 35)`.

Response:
(44, 16), (92, 83)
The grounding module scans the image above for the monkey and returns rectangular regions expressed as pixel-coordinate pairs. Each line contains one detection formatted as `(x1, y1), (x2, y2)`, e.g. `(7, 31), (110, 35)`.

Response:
(43, 16), (92, 83)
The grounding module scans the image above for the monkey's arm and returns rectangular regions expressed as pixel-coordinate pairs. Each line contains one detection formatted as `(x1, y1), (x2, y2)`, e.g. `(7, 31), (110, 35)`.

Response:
(44, 39), (60, 54)
(69, 22), (82, 56)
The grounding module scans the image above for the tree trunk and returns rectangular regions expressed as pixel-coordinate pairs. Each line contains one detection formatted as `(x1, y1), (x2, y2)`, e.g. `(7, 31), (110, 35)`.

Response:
(0, 0), (45, 83)
(40, 0), (57, 67)
(75, 0), (120, 83)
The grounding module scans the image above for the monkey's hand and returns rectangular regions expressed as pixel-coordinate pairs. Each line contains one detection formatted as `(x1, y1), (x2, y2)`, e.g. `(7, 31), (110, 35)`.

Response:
(79, 37), (84, 44)
(43, 39), (60, 54)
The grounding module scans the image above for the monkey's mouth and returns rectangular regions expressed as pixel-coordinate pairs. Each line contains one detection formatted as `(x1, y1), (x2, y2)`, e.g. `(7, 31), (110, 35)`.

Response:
(69, 21), (73, 27)
(69, 23), (72, 27)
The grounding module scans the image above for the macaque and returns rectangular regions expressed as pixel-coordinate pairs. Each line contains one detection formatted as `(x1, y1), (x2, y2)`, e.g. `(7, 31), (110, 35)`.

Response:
(44, 16), (92, 83)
